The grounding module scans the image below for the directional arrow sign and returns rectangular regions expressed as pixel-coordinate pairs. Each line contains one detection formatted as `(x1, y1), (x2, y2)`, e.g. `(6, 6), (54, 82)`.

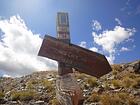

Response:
(38, 35), (112, 78)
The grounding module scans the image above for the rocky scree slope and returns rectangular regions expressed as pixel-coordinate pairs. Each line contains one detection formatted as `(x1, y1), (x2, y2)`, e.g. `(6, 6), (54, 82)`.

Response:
(0, 60), (140, 105)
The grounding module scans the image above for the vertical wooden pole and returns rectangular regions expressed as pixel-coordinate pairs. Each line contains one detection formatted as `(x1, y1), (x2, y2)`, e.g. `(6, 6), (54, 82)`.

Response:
(56, 12), (83, 105)
(56, 12), (73, 75)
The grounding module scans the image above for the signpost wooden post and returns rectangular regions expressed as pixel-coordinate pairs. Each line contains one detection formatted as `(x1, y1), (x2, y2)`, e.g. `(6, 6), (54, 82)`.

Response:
(38, 12), (112, 105)
(56, 12), (73, 76)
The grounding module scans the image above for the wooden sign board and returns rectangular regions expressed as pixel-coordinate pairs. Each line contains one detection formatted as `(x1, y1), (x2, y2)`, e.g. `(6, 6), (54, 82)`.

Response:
(38, 35), (112, 78)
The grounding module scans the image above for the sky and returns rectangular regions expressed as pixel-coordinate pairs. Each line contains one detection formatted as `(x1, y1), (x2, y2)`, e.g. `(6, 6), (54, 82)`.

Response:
(0, 0), (140, 77)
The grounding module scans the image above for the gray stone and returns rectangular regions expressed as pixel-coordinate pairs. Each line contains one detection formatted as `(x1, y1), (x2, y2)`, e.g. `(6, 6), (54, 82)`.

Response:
(35, 100), (44, 104)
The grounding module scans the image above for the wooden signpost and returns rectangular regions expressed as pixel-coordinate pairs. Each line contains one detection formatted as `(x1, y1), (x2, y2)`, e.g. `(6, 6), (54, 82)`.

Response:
(38, 35), (112, 77)
(38, 12), (112, 105)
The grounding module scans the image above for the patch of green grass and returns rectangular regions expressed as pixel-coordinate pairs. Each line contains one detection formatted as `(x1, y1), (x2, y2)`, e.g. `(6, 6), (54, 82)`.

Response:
(0, 91), (4, 99)
(49, 98), (60, 105)
(86, 77), (98, 87)
(26, 79), (40, 89)
(104, 82), (110, 90)
(42, 80), (54, 92)
(76, 73), (87, 80)
(101, 93), (123, 105)
(112, 70), (118, 75)
(134, 77), (140, 88)
(122, 77), (137, 88)
(11, 90), (37, 101)
(117, 92), (128, 101)
(100, 92), (139, 105)
(26, 81), (34, 89)
(88, 92), (100, 102)
(111, 80), (122, 88)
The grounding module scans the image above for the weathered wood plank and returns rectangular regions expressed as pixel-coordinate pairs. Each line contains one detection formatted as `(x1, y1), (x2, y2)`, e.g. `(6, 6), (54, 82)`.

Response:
(38, 35), (112, 77)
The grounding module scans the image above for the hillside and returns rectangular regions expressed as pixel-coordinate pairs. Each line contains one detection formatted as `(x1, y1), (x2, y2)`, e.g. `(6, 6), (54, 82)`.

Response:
(0, 60), (140, 105)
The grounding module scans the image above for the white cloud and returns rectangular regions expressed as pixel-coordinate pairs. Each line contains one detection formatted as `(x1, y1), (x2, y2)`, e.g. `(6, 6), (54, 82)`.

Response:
(120, 47), (131, 52)
(106, 54), (115, 64)
(89, 47), (98, 52)
(92, 25), (136, 64)
(0, 15), (57, 77)
(115, 18), (122, 25)
(3, 74), (11, 78)
(79, 41), (87, 48)
(93, 26), (136, 53)
(92, 20), (102, 31)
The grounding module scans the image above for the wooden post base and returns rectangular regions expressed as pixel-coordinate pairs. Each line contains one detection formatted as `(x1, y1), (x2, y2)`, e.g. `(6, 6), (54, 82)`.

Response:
(56, 73), (83, 105)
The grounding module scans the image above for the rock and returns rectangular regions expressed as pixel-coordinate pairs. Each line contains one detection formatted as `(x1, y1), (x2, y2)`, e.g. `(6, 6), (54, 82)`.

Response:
(77, 79), (82, 82)
(92, 87), (100, 93)
(10, 101), (18, 104)
(123, 60), (140, 73)
(113, 88), (122, 92)
(39, 95), (50, 102)
(133, 61), (140, 73)
(48, 78), (55, 81)
(34, 100), (44, 104)
(0, 99), (7, 104)
(109, 84), (116, 90)
(92, 87), (104, 94)
(107, 75), (115, 80)
(89, 102), (101, 105)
